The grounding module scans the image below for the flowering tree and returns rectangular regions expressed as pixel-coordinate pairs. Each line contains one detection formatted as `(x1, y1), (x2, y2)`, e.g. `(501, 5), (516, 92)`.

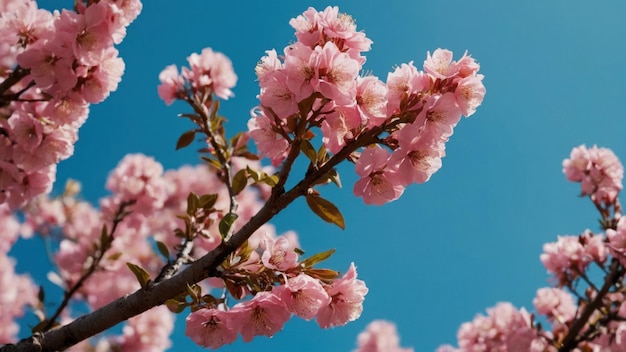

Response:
(0, 1), (484, 351)
(439, 145), (626, 351)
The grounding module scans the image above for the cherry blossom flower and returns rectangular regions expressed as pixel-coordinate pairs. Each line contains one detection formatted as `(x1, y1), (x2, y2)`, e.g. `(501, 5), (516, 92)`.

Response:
(229, 291), (291, 342)
(317, 263), (368, 328)
(186, 308), (237, 349)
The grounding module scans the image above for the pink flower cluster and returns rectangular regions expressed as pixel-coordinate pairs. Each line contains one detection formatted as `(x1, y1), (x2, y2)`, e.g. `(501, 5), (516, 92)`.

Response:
(157, 47), (237, 105)
(0, 0), (140, 209)
(540, 231), (607, 286)
(245, 6), (485, 204)
(0, 204), (37, 343)
(186, 262), (367, 349)
(440, 303), (548, 352)
(354, 320), (413, 352)
(563, 145), (624, 206)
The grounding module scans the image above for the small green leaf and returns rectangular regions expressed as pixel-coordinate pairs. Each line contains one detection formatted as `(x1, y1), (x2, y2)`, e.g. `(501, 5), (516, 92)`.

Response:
(231, 169), (248, 195)
(176, 130), (196, 150)
(300, 248), (336, 268)
(219, 212), (239, 238)
(300, 140), (317, 165)
(305, 194), (345, 229)
(261, 173), (279, 187)
(186, 192), (199, 215)
(246, 166), (261, 182)
(305, 268), (340, 281)
(156, 241), (170, 259)
(107, 252), (123, 261)
(126, 262), (151, 289)
(199, 193), (218, 209)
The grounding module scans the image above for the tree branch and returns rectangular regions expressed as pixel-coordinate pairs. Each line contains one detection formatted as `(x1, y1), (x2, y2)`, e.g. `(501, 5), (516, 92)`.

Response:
(8, 111), (392, 351)
(558, 259), (622, 351)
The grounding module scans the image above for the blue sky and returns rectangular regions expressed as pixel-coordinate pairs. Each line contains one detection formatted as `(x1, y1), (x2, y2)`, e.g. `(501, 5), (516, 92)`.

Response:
(17, 0), (626, 350)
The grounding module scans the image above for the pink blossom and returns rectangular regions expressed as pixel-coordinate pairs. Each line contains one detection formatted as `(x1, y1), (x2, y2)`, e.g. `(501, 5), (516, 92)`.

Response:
(424, 49), (458, 79)
(185, 47), (237, 99)
(255, 49), (283, 85)
(353, 145), (404, 205)
(78, 47), (125, 104)
(454, 75), (486, 117)
(317, 262), (368, 328)
(416, 93), (463, 139)
(607, 217), (626, 265)
(321, 106), (360, 154)
(105, 154), (167, 215)
(390, 122), (445, 186)
(385, 62), (430, 116)
(283, 42), (316, 102)
(533, 287), (576, 323)
(275, 274), (330, 320)
(186, 308), (237, 349)
(230, 291), (291, 342)
(157, 64), (184, 105)
(355, 320), (414, 352)
(119, 306), (173, 352)
(356, 76), (388, 128)
(260, 235), (299, 271)
(259, 71), (298, 120)
(0, 204), (19, 253)
(0, 252), (38, 343)
(563, 145), (623, 205)
(289, 7), (372, 63)
(540, 234), (601, 285)
(456, 303), (540, 352)
(313, 41), (360, 105)
(247, 110), (290, 166)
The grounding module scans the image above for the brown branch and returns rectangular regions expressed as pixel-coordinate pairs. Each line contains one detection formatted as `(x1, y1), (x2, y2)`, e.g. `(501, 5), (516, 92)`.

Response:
(0, 66), (30, 98)
(7, 111), (392, 351)
(558, 259), (622, 351)
(41, 201), (134, 332)
(153, 237), (194, 283)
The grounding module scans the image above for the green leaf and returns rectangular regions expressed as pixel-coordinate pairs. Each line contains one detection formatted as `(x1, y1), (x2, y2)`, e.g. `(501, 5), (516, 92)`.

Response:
(199, 193), (218, 209)
(300, 248), (336, 268)
(300, 140), (317, 165)
(176, 130), (196, 150)
(246, 166), (261, 182)
(219, 212), (239, 238)
(305, 268), (340, 281)
(156, 241), (170, 259)
(261, 173), (279, 187)
(231, 169), (248, 195)
(305, 194), (345, 229)
(186, 192), (199, 215)
(126, 262), (151, 289)
(107, 252), (123, 261)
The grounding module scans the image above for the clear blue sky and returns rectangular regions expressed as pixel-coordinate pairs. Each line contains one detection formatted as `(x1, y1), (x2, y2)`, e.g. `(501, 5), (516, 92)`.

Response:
(18, 0), (626, 350)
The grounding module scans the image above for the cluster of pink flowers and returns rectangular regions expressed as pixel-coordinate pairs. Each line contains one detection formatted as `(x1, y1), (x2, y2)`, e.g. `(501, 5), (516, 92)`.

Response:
(186, 262), (367, 349)
(440, 146), (626, 351)
(157, 47), (237, 105)
(243, 6), (485, 205)
(354, 320), (413, 352)
(438, 303), (548, 352)
(0, 204), (37, 343)
(0, 0), (141, 209)
(540, 231), (607, 286)
(563, 144), (624, 206)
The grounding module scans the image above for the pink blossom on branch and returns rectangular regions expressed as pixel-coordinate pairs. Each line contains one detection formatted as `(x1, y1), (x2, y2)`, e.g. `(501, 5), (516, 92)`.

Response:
(355, 320), (413, 352)
(563, 144), (624, 206)
(317, 262), (368, 329)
